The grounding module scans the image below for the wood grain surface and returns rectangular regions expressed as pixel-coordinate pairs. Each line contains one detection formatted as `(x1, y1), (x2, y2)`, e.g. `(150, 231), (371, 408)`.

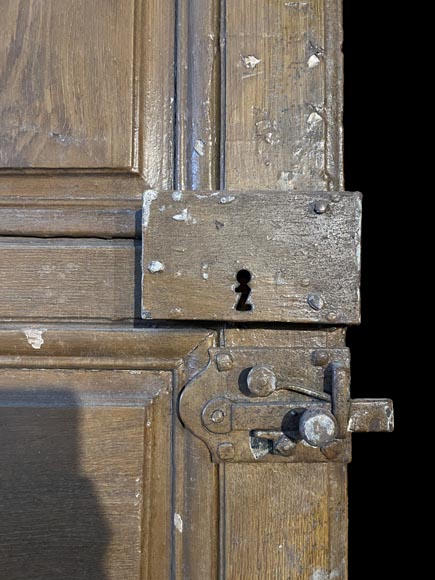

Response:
(225, 0), (343, 191)
(0, 238), (138, 320)
(0, 0), (135, 169)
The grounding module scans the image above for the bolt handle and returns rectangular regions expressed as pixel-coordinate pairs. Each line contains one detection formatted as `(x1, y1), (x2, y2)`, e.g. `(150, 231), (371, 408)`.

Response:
(299, 409), (337, 447)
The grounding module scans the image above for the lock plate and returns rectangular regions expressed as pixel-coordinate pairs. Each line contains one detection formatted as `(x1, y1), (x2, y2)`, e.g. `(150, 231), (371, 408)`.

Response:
(142, 190), (361, 323)
(179, 346), (393, 463)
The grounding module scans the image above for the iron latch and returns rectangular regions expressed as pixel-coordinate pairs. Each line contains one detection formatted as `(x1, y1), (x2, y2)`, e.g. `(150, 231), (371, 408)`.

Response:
(179, 347), (393, 463)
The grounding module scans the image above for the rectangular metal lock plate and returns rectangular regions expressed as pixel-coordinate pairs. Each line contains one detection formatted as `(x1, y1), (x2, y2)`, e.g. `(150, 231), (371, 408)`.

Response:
(142, 190), (361, 323)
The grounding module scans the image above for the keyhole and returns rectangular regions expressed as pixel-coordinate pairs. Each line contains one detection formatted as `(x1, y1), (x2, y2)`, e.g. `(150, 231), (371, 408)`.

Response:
(235, 269), (253, 311)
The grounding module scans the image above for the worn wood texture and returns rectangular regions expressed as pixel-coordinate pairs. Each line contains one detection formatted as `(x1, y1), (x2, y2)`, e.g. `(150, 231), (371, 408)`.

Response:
(0, 200), (140, 238)
(222, 464), (346, 580)
(224, 0), (343, 191)
(0, 0), (353, 578)
(0, 238), (137, 321)
(0, 368), (172, 580)
(0, 0), (174, 183)
(216, 1), (349, 577)
(0, 326), (215, 369)
(142, 190), (361, 323)
(0, 0), (135, 170)
(176, 0), (221, 191)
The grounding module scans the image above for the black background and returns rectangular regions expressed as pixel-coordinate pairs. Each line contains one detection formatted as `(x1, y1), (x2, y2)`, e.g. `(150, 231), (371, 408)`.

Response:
(343, 3), (412, 578)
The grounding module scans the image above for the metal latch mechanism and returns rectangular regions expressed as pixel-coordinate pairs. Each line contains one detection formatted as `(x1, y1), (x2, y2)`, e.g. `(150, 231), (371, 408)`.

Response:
(179, 347), (393, 463)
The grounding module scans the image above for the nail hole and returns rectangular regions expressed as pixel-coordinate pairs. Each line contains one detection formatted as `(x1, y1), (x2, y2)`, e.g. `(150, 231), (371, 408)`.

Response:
(235, 269), (253, 311)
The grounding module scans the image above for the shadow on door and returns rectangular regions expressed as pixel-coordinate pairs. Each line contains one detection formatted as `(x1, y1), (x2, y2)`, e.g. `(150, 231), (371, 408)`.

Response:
(0, 390), (110, 580)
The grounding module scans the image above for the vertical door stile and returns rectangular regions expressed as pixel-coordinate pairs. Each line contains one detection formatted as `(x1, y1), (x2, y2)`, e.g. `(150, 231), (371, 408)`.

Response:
(219, 1), (348, 579)
(172, 2), (223, 578)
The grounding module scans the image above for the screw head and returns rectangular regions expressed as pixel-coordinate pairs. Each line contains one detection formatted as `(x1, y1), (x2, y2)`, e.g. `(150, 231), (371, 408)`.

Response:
(326, 311), (338, 322)
(211, 409), (225, 424)
(312, 349), (330, 366)
(246, 365), (277, 397)
(216, 353), (233, 372)
(299, 409), (337, 447)
(307, 293), (324, 311)
(313, 200), (329, 214)
(217, 442), (235, 460)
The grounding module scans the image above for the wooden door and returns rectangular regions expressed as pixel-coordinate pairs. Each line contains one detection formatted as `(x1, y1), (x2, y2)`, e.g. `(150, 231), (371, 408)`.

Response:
(0, 2), (392, 579)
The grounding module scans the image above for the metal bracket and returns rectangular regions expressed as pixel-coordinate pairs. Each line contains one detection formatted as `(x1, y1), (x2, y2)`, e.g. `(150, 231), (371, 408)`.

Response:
(179, 347), (393, 463)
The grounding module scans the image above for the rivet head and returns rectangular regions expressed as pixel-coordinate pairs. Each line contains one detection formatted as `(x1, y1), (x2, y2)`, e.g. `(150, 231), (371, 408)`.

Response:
(312, 350), (330, 366)
(299, 409), (337, 447)
(217, 442), (235, 460)
(211, 409), (225, 424)
(313, 200), (329, 214)
(326, 311), (338, 322)
(246, 365), (277, 397)
(216, 353), (233, 371)
(307, 293), (324, 311)
(273, 435), (296, 457)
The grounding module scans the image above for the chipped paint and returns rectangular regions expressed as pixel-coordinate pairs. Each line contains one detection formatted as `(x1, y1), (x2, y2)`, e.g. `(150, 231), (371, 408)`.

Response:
(201, 263), (209, 281)
(311, 569), (340, 580)
(147, 260), (165, 273)
(285, 1), (308, 7)
(307, 112), (323, 126)
(174, 513), (183, 533)
(172, 208), (196, 224)
(276, 170), (292, 190)
(308, 54), (321, 68)
(159, 205), (166, 212)
(194, 139), (205, 156)
(274, 271), (286, 285)
(195, 191), (220, 199)
(219, 195), (236, 204)
(143, 190), (158, 229)
(172, 190), (183, 201)
(256, 118), (279, 145)
(241, 55), (261, 69)
(24, 328), (46, 349)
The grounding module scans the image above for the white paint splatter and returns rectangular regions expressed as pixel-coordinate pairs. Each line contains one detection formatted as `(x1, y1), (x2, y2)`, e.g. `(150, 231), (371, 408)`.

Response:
(219, 195), (236, 204)
(24, 328), (46, 350)
(143, 190), (158, 229)
(194, 139), (205, 156)
(172, 190), (183, 201)
(174, 513), (183, 533)
(308, 54), (321, 68)
(307, 112), (323, 126)
(201, 263), (209, 280)
(159, 205), (166, 212)
(172, 208), (189, 221)
(195, 191), (220, 199)
(241, 55), (261, 69)
(285, 1), (308, 7)
(147, 260), (165, 273)
(311, 569), (340, 580)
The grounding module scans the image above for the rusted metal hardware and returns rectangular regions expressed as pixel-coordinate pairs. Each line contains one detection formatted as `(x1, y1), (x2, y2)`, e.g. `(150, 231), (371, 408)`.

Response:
(179, 347), (394, 463)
